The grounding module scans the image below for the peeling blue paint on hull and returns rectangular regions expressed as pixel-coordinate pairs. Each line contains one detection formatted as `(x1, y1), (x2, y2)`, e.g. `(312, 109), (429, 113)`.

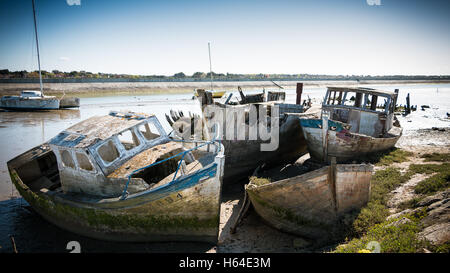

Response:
(8, 146), (224, 243)
(300, 118), (402, 163)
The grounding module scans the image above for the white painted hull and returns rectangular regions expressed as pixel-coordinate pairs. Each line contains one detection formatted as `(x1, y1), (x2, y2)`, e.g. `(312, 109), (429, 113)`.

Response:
(0, 96), (60, 110)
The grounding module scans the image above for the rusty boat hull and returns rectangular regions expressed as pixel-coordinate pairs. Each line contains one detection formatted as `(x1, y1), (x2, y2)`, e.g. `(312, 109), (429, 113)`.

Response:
(246, 163), (373, 240)
(8, 143), (225, 243)
(300, 118), (402, 163)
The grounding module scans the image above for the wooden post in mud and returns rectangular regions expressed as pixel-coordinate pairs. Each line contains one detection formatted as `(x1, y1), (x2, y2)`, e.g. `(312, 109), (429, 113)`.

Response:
(296, 83), (303, 105)
(393, 89), (399, 111)
(196, 89), (213, 107)
(322, 113), (329, 162)
(238, 86), (246, 104)
(330, 157), (338, 212)
(406, 93), (411, 115)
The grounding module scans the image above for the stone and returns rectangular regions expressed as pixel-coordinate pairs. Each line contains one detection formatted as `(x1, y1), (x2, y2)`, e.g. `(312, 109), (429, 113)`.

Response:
(417, 189), (450, 207)
(421, 200), (450, 227)
(387, 209), (412, 221)
(387, 217), (412, 227)
(418, 222), (450, 246)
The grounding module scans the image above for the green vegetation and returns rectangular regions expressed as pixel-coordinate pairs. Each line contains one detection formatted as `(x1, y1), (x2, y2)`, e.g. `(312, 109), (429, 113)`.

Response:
(420, 153), (450, 162)
(376, 149), (413, 166)
(397, 196), (424, 210)
(351, 167), (412, 235)
(406, 163), (450, 195)
(334, 209), (429, 253)
(432, 243), (450, 253)
(362, 148), (413, 166)
(409, 162), (449, 175)
(1, 68), (450, 82)
(336, 151), (450, 252)
(249, 176), (271, 187)
(414, 172), (450, 195)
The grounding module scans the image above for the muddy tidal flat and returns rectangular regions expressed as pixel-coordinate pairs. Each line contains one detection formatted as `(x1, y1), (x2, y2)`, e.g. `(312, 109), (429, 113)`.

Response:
(0, 82), (449, 253)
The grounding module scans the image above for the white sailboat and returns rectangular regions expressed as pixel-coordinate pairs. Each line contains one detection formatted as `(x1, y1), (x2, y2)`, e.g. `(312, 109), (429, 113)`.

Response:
(0, 0), (60, 110)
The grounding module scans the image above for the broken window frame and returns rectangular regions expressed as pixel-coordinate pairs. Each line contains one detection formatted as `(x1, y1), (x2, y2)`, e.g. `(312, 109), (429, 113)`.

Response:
(137, 120), (162, 142)
(96, 138), (122, 167)
(323, 89), (393, 114)
(117, 127), (142, 151)
(74, 150), (96, 173)
(60, 149), (76, 169)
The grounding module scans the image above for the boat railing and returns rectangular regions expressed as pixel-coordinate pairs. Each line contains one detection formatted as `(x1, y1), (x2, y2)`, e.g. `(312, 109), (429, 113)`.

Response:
(120, 134), (221, 200)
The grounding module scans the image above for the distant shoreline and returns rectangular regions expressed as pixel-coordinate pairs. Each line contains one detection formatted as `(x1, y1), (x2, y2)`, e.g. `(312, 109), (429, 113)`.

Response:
(0, 79), (448, 97)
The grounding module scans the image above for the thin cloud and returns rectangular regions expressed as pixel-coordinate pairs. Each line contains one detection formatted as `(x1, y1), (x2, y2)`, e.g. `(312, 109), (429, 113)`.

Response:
(66, 0), (81, 6)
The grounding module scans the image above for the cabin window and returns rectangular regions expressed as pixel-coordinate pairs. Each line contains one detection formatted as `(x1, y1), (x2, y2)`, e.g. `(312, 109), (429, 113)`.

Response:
(76, 152), (94, 171)
(98, 140), (120, 164)
(326, 90), (343, 105)
(362, 93), (371, 109)
(342, 92), (355, 106)
(60, 150), (75, 168)
(138, 122), (161, 141)
(118, 129), (140, 151)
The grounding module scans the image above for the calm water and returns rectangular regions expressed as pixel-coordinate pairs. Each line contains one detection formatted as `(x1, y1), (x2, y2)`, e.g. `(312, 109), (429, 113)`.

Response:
(0, 83), (449, 252)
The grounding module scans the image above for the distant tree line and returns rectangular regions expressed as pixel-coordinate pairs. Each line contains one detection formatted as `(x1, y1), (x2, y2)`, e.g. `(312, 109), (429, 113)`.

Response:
(0, 69), (449, 81)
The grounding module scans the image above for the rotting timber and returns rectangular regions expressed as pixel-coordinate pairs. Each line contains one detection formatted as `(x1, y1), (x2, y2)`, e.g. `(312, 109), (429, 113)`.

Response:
(167, 83), (317, 183)
(7, 111), (225, 243)
(242, 158), (373, 242)
(300, 87), (402, 163)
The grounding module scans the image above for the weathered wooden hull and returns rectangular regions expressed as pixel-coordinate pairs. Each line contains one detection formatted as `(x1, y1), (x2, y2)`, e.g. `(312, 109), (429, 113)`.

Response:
(8, 145), (225, 243)
(300, 118), (402, 163)
(194, 90), (226, 98)
(246, 163), (373, 239)
(0, 96), (60, 110)
(59, 97), (80, 108)
(221, 114), (308, 183)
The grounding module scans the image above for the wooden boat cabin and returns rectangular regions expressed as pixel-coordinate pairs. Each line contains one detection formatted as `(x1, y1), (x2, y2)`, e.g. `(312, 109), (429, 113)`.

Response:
(48, 111), (191, 197)
(322, 87), (398, 138)
(300, 87), (402, 163)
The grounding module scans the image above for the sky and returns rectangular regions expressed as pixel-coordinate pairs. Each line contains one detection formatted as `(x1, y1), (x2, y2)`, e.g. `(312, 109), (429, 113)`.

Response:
(0, 0), (449, 76)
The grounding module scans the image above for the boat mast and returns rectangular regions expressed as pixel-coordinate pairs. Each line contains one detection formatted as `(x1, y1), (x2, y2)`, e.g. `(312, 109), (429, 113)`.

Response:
(32, 0), (44, 96)
(208, 42), (213, 91)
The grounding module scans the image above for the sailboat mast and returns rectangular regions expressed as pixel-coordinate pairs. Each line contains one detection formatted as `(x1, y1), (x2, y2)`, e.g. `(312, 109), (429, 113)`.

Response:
(32, 0), (43, 96)
(208, 42), (213, 91)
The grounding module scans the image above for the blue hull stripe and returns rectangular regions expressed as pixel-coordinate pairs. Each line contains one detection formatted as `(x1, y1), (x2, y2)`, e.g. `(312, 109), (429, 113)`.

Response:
(126, 163), (218, 203)
(299, 118), (346, 131)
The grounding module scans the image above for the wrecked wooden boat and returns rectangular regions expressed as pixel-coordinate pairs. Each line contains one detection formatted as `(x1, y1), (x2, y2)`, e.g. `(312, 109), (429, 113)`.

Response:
(244, 159), (373, 240)
(59, 96), (80, 109)
(300, 87), (402, 163)
(194, 89), (226, 98)
(7, 111), (225, 243)
(167, 84), (314, 183)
